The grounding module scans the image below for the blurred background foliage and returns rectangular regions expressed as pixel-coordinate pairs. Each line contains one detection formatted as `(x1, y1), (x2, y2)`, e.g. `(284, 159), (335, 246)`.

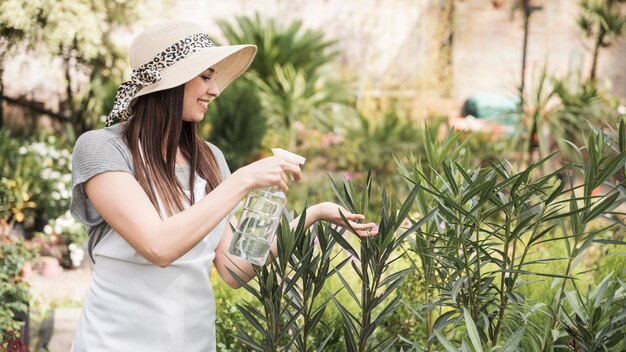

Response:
(1, 1), (626, 350)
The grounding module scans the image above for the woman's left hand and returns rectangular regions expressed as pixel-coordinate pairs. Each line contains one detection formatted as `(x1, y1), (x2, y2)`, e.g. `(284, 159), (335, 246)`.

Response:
(310, 202), (378, 237)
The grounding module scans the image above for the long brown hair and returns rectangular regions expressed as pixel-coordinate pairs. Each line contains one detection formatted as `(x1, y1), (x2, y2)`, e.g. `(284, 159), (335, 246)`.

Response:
(124, 84), (222, 218)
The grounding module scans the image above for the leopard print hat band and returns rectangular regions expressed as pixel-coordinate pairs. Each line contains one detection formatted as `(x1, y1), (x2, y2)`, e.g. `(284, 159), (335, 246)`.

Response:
(106, 33), (215, 127)
(105, 20), (257, 127)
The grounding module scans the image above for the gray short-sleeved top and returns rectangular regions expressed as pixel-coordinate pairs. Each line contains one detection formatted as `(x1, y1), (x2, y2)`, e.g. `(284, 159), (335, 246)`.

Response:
(69, 123), (234, 351)
(70, 123), (232, 260)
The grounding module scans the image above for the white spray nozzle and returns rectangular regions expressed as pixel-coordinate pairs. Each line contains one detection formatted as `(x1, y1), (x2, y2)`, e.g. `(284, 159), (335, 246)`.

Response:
(271, 148), (306, 165)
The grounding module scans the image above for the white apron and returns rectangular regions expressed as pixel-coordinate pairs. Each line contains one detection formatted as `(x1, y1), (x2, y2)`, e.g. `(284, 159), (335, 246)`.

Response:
(71, 177), (226, 351)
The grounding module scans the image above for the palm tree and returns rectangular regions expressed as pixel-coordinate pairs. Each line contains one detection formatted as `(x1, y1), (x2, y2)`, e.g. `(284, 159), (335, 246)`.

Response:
(217, 13), (353, 149)
(217, 13), (340, 82)
(578, 0), (626, 80)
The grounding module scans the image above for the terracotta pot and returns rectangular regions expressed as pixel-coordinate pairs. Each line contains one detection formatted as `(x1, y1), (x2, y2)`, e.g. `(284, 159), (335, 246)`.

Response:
(20, 261), (32, 278)
(36, 256), (63, 277)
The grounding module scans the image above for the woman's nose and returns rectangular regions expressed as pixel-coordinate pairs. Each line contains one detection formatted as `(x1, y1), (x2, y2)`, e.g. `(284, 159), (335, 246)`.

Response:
(207, 81), (220, 98)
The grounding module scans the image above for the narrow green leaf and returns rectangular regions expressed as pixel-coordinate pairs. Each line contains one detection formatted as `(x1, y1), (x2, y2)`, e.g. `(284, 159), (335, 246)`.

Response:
(451, 276), (466, 302)
(235, 326), (266, 351)
(396, 181), (421, 230)
(435, 329), (460, 352)
(236, 303), (268, 334)
(225, 267), (262, 300)
(619, 119), (625, 153)
(334, 269), (361, 307)
(379, 267), (414, 287)
(442, 163), (459, 196)
(583, 192), (621, 223)
(463, 308), (483, 352)
(328, 174), (352, 210)
(315, 328), (336, 352)
(501, 327), (525, 352)
(343, 180), (357, 212)
(328, 226), (359, 259)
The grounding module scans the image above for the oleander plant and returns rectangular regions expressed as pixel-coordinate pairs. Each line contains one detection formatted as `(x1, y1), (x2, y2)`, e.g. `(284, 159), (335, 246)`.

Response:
(215, 119), (626, 351)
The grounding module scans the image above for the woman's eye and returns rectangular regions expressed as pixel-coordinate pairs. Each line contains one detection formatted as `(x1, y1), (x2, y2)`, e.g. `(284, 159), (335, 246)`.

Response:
(201, 75), (212, 81)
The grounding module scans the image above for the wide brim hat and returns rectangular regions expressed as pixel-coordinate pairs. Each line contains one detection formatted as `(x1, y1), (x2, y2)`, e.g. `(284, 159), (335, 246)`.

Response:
(106, 20), (257, 126)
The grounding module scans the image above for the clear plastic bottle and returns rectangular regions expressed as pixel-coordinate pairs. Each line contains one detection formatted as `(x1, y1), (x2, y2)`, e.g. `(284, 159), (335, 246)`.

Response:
(228, 148), (306, 265)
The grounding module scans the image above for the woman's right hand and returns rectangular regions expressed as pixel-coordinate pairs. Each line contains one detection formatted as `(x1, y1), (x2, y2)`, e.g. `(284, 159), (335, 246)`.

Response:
(232, 156), (302, 192)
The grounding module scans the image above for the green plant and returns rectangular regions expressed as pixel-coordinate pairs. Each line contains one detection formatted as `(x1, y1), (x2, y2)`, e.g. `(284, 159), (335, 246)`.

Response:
(517, 65), (622, 172)
(203, 79), (267, 170)
(43, 211), (87, 247)
(251, 64), (351, 149)
(578, 0), (626, 80)
(396, 127), (474, 348)
(519, 65), (559, 167)
(314, 108), (425, 176)
(217, 120), (625, 351)
(0, 0), (153, 134)
(217, 14), (352, 150)
(540, 119), (626, 351)
(551, 71), (621, 161)
(0, 236), (37, 348)
(559, 273), (626, 351)
(0, 178), (36, 227)
(213, 273), (261, 352)
(229, 211), (347, 351)
(217, 13), (339, 82)
(0, 130), (73, 223)
(328, 171), (435, 351)
(395, 121), (625, 351)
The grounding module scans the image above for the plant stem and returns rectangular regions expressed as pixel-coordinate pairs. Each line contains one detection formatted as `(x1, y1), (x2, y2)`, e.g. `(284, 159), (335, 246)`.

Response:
(541, 255), (573, 352)
(460, 218), (477, 317)
(303, 281), (310, 352)
(493, 211), (511, 345)
(425, 271), (432, 352)
(474, 211), (482, 320)
(590, 27), (606, 81)
(359, 238), (371, 352)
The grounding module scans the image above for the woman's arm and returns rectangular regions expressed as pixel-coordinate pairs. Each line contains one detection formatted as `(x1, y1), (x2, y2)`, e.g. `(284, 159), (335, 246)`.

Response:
(84, 156), (300, 267)
(214, 202), (378, 288)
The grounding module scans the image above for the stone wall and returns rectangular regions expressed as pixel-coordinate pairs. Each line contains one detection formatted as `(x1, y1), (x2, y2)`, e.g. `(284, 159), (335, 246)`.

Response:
(3, 0), (625, 125)
(454, 0), (626, 104)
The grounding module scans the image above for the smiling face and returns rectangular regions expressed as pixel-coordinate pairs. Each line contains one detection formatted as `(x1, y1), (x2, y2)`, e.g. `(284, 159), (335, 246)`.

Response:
(182, 68), (220, 122)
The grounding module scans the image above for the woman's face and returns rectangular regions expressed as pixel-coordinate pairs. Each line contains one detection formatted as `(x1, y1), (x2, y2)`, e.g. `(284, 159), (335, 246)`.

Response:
(182, 68), (220, 122)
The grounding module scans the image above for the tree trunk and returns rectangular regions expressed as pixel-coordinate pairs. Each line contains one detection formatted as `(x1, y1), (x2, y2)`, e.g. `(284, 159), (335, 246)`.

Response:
(438, 0), (455, 97)
(590, 28), (605, 81)
(522, 0), (532, 164)
(520, 0), (531, 110)
(0, 64), (4, 130)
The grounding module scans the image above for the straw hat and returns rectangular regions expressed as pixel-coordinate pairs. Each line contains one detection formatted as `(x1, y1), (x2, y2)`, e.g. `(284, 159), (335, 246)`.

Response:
(106, 20), (257, 126)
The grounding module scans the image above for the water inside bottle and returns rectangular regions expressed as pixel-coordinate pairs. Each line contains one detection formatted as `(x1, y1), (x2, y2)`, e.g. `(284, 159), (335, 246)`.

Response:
(229, 231), (273, 265)
(228, 187), (287, 265)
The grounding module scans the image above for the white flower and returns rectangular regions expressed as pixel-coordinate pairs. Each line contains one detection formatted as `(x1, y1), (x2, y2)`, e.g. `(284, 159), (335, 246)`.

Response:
(41, 169), (52, 180)
(43, 224), (53, 235)
(69, 245), (85, 267)
(18, 146), (28, 155)
(618, 105), (626, 115)
(51, 191), (61, 200)
(30, 142), (47, 156)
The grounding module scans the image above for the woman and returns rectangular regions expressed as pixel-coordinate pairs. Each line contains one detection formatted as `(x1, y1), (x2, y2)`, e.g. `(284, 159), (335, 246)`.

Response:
(69, 20), (377, 351)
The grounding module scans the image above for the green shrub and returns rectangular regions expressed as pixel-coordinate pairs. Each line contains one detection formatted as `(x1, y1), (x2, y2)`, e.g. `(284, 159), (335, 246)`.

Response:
(0, 236), (37, 348)
(203, 79), (267, 170)
(0, 129), (72, 223)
